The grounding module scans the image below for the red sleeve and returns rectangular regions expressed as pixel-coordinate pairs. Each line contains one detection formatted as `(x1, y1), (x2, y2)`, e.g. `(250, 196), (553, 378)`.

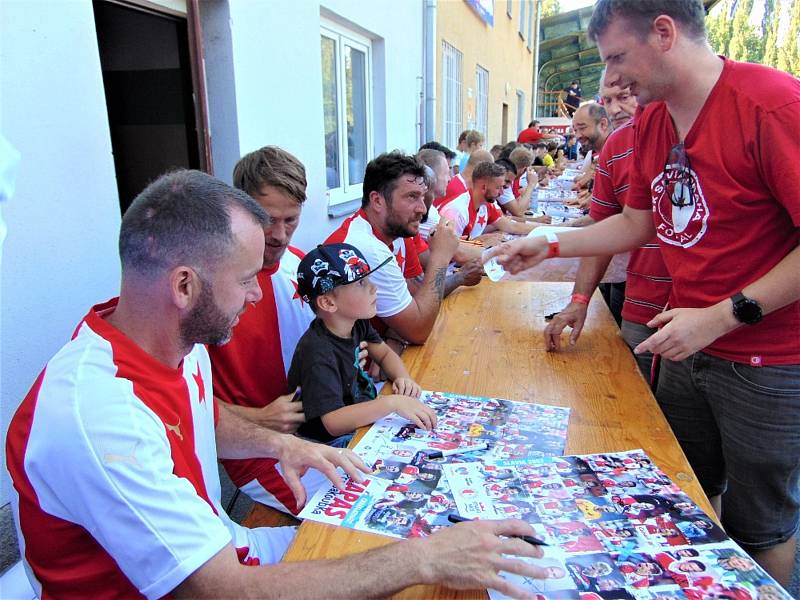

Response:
(627, 124), (653, 211)
(589, 150), (622, 221)
(413, 233), (429, 254)
(403, 238), (423, 279)
(512, 175), (522, 198)
(487, 203), (503, 224)
(757, 99), (800, 225)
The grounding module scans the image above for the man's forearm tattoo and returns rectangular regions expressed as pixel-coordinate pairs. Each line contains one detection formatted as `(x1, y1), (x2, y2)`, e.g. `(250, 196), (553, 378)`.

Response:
(432, 267), (447, 300)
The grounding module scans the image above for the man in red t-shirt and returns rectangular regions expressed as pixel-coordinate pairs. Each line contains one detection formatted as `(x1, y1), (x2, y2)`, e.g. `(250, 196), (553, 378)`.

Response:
(544, 77), (671, 382)
(517, 120), (560, 145)
(487, 1), (800, 584)
(208, 147), (327, 514)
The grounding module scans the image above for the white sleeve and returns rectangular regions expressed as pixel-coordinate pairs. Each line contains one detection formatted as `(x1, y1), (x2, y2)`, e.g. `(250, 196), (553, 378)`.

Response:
(497, 187), (515, 206)
(26, 378), (231, 599)
(419, 205), (441, 239)
(357, 238), (413, 318)
(440, 204), (468, 238)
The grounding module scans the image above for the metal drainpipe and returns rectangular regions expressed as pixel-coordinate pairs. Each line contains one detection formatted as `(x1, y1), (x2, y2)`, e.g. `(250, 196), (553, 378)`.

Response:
(423, 0), (437, 143)
(532, 0), (543, 118)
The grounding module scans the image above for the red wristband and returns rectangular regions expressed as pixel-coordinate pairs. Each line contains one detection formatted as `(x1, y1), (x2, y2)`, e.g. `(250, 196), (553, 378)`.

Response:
(571, 293), (590, 305)
(544, 231), (560, 258)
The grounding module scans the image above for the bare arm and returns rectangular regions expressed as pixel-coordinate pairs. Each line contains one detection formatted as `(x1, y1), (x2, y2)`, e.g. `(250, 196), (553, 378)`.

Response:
(494, 216), (540, 236)
(543, 254), (613, 351)
(320, 395), (433, 437)
(486, 207), (654, 274)
(215, 402), (369, 506)
(382, 221), (459, 344)
(637, 242), (800, 361)
(566, 214), (596, 228)
(368, 340), (410, 382)
(220, 392), (305, 434)
(173, 519), (550, 600)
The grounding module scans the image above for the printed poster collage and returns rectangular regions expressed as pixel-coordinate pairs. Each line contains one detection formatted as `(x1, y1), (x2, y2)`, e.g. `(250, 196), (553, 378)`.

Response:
(299, 390), (792, 600)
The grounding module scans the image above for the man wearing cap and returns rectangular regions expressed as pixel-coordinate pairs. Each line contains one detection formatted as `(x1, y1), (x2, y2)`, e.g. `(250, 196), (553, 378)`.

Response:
(326, 151), (459, 346)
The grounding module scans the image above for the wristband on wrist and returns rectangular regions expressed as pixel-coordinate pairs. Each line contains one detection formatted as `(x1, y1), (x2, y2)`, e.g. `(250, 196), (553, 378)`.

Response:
(571, 293), (591, 305)
(544, 231), (560, 258)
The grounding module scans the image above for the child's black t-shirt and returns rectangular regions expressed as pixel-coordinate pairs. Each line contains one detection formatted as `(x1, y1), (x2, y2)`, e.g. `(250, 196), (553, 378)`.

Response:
(288, 317), (382, 443)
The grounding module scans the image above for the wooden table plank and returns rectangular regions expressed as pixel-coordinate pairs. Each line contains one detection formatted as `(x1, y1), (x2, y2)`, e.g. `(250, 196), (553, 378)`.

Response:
(273, 281), (711, 598)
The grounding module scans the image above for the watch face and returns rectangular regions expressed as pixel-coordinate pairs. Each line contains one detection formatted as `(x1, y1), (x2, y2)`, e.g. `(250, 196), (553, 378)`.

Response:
(735, 298), (762, 324)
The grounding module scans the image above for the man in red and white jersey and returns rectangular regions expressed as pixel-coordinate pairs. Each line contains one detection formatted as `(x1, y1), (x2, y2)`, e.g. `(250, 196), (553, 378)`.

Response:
(544, 78), (671, 381)
(433, 149), (493, 210)
(440, 161), (542, 241)
(208, 146), (328, 515)
(4, 170), (370, 597)
(6, 169), (553, 598)
(327, 151), (459, 346)
(487, 0), (800, 584)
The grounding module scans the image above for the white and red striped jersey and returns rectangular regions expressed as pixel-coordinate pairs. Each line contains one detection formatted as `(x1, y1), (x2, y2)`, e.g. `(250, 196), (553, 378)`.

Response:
(439, 191), (503, 240)
(209, 248), (315, 513)
(326, 209), (422, 318)
(6, 299), (293, 599)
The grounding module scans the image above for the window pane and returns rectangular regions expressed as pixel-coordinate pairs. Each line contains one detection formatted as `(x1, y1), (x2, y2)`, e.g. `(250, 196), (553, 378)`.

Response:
(321, 35), (340, 190)
(345, 45), (367, 186)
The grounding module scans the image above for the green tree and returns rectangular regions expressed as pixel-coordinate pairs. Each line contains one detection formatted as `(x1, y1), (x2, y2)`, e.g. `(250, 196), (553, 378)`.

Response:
(763, 11), (780, 67)
(540, 0), (560, 18)
(706, 1), (733, 56)
(728, 0), (763, 62)
(777, 0), (800, 75)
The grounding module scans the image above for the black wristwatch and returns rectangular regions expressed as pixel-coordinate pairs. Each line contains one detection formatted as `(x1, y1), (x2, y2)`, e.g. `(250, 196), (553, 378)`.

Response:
(731, 292), (762, 325)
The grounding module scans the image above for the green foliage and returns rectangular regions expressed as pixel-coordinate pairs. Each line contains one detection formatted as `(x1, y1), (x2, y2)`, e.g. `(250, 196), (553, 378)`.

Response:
(777, 0), (800, 75)
(541, 0), (560, 18)
(707, 1), (733, 56)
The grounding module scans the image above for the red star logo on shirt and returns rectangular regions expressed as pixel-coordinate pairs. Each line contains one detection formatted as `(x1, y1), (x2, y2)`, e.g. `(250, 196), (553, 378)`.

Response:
(193, 364), (206, 404)
(395, 249), (405, 272)
(477, 213), (487, 227)
(290, 280), (305, 304)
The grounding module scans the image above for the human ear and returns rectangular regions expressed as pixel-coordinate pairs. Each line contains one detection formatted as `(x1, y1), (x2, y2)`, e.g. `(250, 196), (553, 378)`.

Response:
(170, 266), (201, 310)
(652, 15), (678, 52)
(316, 293), (338, 315)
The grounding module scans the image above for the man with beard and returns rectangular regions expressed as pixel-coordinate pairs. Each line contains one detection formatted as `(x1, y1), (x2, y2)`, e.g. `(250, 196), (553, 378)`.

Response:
(4, 169), (377, 595)
(486, 0), (800, 584)
(326, 151), (459, 345)
(208, 146), (336, 516)
(440, 161), (543, 242)
(546, 76), (672, 381)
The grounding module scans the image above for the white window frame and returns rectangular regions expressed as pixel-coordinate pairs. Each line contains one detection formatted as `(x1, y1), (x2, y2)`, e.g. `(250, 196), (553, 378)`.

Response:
(519, 0), (526, 38)
(527, 0), (534, 50)
(516, 90), (526, 134)
(475, 65), (489, 139)
(321, 20), (373, 207)
(441, 40), (463, 150)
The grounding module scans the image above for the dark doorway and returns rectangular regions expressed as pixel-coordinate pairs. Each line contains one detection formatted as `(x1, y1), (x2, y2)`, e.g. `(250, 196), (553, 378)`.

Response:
(93, 0), (201, 215)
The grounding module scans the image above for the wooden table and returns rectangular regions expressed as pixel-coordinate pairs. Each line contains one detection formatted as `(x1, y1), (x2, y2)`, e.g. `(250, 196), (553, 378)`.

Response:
(250, 281), (712, 598)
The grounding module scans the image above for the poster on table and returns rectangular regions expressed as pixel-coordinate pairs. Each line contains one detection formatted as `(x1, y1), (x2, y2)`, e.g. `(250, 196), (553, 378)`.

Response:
(442, 449), (792, 600)
(298, 390), (571, 539)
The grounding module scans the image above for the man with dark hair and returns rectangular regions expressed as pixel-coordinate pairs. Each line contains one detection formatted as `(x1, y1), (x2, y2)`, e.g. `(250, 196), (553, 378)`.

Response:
(563, 80), (583, 117)
(209, 146), (331, 515)
(488, 0), (800, 584)
(327, 151), (459, 345)
(564, 134), (578, 160)
(7, 169), (552, 598)
(440, 161), (542, 240)
(435, 149), (494, 209)
(419, 141), (457, 162)
(517, 120), (560, 145)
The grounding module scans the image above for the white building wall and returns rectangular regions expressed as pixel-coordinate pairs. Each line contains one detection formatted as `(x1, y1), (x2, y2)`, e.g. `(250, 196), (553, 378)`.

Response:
(0, 1), (122, 511)
(205, 0), (424, 250)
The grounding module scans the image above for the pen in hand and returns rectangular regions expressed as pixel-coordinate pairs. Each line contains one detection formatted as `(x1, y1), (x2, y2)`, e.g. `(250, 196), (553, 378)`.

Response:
(447, 514), (549, 546)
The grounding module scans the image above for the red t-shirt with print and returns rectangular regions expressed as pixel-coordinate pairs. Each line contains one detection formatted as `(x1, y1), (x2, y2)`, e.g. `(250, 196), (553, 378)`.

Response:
(627, 58), (800, 365)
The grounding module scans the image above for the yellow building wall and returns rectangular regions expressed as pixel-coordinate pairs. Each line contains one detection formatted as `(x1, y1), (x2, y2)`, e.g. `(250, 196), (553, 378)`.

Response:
(436, 0), (536, 147)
